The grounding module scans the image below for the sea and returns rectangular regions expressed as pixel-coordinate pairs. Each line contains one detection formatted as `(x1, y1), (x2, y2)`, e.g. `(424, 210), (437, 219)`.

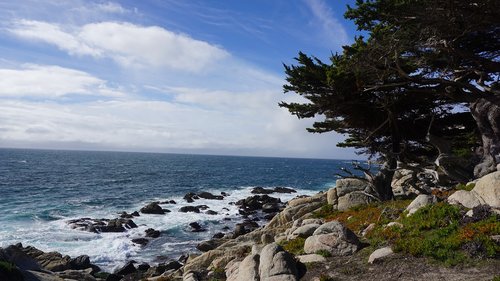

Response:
(0, 148), (359, 271)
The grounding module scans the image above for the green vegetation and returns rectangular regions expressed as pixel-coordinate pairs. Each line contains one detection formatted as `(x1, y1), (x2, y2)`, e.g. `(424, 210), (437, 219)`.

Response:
(315, 249), (332, 258)
(0, 261), (15, 272)
(319, 274), (339, 281)
(313, 200), (500, 266)
(279, 237), (305, 255)
(456, 183), (476, 192)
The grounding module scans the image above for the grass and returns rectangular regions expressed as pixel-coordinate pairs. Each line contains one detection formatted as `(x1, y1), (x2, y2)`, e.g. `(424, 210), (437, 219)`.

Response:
(455, 182), (475, 191)
(312, 199), (500, 266)
(316, 249), (332, 258)
(279, 237), (305, 255)
(0, 261), (23, 280)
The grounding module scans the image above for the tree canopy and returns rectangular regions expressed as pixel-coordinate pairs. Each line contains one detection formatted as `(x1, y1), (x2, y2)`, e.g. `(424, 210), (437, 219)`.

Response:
(281, 0), (499, 198)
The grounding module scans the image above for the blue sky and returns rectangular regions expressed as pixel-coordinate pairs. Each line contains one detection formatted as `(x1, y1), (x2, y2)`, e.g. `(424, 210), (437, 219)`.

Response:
(0, 0), (361, 159)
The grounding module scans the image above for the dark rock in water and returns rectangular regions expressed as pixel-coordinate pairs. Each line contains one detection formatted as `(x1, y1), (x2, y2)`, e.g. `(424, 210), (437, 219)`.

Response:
(189, 222), (206, 232)
(68, 218), (138, 233)
(222, 207), (230, 211)
(161, 200), (177, 204)
(212, 232), (225, 239)
(120, 211), (134, 218)
(178, 254), (189, 264)
(196, 240), (221, 252)
(223, 217), (231, 221)
(221, 192), (229, 196)
(236, 194), (281, 212)
(137, 263), (150, 271)
(264, 213), (277, 220)
(262, 202), (283, 213)
(164, 260), (182, 271)
(198, 192), (224, 200)
(140, 202), (166, 214)
(1, 245), (41, 271)
(69, 255), (90, 270)
(145, 228), (160, 238)
(106, 273), (122, 281)
(197, 205), (209, 210)
(132, 238), (149, 246)
(274, 186), (297, 193)
(233, 221), (259, 238)
(251, 186), (275, 194)
(131, 211), (140, 217)
(115, 261), (136, 276)
(222, 226), (231, 231)
(206, 210), (218, 215)
(179, 206), (200, 213)
(184, 192), (199, 203)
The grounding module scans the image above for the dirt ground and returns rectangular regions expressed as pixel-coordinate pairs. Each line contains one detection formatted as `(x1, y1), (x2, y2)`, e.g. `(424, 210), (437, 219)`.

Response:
(300, 249), (500, 281)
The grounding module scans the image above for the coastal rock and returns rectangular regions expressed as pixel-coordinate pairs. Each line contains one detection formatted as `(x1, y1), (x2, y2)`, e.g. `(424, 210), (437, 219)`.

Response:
(337, 192), (376, 211)
(196, 240), (223, 252)
(471, 171), (500, 208)
(274, 187), (297, 193)
(198, 192), (224, 200)
(448, 190), (482, 209)
(304, 221), (360, 256)
(266, 193), (326, 229)
(262, 202), (284, 213)
(145, 228), (160, 238)
(406, 194), (437, 215)
(259, 243), (301, 281)
(140, 202), (166, 214)
(54, 268), (96, 281)
(0, 245), (40, 271)
(69, 218), (139, 233)
(236, 195), (281, 212)
(288, 224), (320, 240)
(335, 178), (372, 197)
(212, 232), (225, 239)
(184, 192), (199, 203)
(189, 222), (206, 232)
(33, 251), (72, 272)
(327, 187), (337, 205)
(132, 238), (149, 246)
(227, 253), (260, 281)
(137, 263), (150, 271)
(206, 210), (218, 215)
(261, 233), (274, 244)
(368, 247), (394, 264)
(180, 206), (201, 213)
(161, 200), (177, 204)
(69, 255), (91, 270)
(297, 254), (326, 263)
(115, 261), (136, 276)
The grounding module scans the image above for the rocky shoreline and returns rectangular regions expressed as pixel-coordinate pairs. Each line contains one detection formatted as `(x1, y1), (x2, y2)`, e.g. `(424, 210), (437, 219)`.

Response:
(1, 171), (500, 281)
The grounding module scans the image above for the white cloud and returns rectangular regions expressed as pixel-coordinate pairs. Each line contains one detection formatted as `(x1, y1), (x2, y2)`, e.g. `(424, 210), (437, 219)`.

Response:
(0, 64), (123, 98)
(8, 20), (229, 72)
(95, 2), (128, 14)
(304, 0), (349, 46)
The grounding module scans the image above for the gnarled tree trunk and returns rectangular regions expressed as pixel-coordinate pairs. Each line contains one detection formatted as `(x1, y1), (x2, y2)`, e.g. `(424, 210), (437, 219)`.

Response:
(370, 156), (396, 200)
(470, 97), (500, 178)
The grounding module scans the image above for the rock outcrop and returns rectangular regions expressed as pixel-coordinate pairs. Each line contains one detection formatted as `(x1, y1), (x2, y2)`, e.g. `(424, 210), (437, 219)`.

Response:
(304, 221), (361, 256)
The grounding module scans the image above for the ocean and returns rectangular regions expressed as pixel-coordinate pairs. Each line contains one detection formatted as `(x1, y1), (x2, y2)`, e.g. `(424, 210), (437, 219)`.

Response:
(0, 148), (354, 271)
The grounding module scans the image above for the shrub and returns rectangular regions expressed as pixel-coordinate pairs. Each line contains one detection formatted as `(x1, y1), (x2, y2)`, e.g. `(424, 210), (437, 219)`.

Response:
(279, 237), (305, 255)
(316, 249), (332, 257)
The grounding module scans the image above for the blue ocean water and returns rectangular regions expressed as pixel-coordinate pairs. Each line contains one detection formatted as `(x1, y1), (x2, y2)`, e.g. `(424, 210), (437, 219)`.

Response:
(0, 148), (352, 270)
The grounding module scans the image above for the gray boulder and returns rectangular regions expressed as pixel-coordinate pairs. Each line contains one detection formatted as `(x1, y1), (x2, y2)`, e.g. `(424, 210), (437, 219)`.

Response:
(259, 243), (300, 281)
(368, 246), (394, 264)
(337, 192), (376, 211)
(406, 194), (436, 215)
(288, 224), (320, 240)
(304, 221), (360, 256)
(472, 171), (500, 208)
(227, 254), (260, 281)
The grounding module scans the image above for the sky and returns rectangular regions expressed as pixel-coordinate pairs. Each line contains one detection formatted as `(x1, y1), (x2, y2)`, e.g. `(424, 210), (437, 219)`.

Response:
(0, 0), (362, 159)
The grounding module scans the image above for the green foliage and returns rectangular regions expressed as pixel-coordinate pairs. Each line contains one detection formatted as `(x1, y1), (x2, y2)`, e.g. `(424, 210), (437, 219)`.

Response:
(279, 237), (305, 255)
(0, 261), (15, 272)
(456, 183), (475, 191)
(492, 276), (500, 281)
(366, 202), (500, 265)
(315, 249), (332, 258)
